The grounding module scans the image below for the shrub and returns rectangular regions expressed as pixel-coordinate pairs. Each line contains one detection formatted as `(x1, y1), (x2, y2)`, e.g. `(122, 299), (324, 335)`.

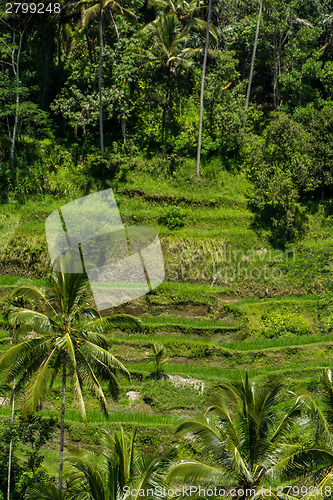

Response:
(158, 206), (185, 230)
(259, 312), (313, 338)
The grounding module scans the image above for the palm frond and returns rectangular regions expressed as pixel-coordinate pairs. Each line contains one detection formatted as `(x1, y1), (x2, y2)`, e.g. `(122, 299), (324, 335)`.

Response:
(75, 349), (110, 415)
(25, 484), (68, 499)
(297, 392), (333, 443)
(167, 461), (228, 486)
(13, 309), (58, 334)
(66, 454), (105, 500)
(69, 305), (101, 324)
(119, 7), (138, 26)
(72, 369), (87, 423)
(23, 347), (58, 415)
(175, 417), (253, 478)
(12, 285), (56, 316)
(270, 396), (304, 443)
(81, 341), (130, 377)
(85, 314), (141, 333)
(205, 397), (239, 446)
(266, 447), (333, 480)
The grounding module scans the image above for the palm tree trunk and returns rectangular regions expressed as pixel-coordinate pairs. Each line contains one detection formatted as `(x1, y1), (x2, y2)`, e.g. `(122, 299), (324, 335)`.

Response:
(10, 30), (24, 167)
(7, 381), (15, 500)
(162, 71), (173, 150)
(161, 87), (168, 150)
(58, 354), (67, 488)
(98, 11), (104, 158)
(196, 0), (212, 177)
(244, 0), (264, 110)
(7, 325), (15, 500)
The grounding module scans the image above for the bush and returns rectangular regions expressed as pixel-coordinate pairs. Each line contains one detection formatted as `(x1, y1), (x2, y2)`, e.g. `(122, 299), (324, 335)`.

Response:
(259, 312), (313, 338)
(158, 206), (185, 230)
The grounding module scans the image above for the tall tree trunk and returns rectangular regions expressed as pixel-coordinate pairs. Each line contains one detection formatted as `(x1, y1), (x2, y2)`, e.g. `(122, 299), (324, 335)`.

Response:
(110, 11), (120, 43)
(7, 326), (15, 500)
(121, 116), (127, 154)
(244, 0), (264, 110)
(196, 0), (212, 177)
(58, 354), (67, 488)
(98, 12), (104, 158)
(273, 30), (278, 110)
(7, 383), (15, 500)
(86, 33), (95, 65)
(161, 86), (168, 150)
(10, 31), (24, 167)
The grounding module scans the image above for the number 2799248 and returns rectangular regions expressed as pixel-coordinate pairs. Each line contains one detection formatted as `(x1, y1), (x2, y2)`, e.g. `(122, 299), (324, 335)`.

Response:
(6, 3), (60, 14)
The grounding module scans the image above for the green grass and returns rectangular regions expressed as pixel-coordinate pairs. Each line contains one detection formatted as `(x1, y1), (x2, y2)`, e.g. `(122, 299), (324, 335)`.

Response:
(113, 331), (333, 352)
(39, 409), (179, 427)
(141, 316), (239, 329)
(0, 276), (47, 286)
(220, 332), (333, 351)
(150, 280), (234, 303)
(126, 360), (333, 382)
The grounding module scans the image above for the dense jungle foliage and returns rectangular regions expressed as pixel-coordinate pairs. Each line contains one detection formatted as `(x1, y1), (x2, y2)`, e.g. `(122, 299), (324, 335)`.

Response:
(0, 0), (333, 242)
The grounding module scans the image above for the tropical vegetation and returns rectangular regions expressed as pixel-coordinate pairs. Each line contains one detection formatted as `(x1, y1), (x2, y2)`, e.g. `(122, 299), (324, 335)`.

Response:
(1, 0), (333, 498)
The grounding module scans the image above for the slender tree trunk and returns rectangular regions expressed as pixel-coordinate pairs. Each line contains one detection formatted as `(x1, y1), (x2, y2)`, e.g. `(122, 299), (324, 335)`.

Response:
(7, 326), (15, 500)
(7, 381), (15, 500)
(273, 30), (278, 110)
(196, 0), (212, 177)
(245, 0), (264, 110)
(58, 354), (67, 488)
(10, 31), (24, 167)
(110, 11), (120, 43)
(162, 71), (174, 150)
(98, 12), (104, 158)
(121, 116), (127, 154)
(161, 86), (168, 150)
(86, 33), (94, 65)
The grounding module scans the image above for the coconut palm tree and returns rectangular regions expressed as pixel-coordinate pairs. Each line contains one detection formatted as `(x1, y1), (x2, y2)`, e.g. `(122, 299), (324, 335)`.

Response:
(138, 12), (199, 147)
(148, 343), (169, 379)
(148, 0), (217, 38)
(0, 265), (140, 489)
(298, 368), (333, 447)
(26, 426), (176, 499)
(78, 0), (137, 156)
(1, 294), (25, 500)
(144, 0), (217, 150)
(167, 373), (333, 497)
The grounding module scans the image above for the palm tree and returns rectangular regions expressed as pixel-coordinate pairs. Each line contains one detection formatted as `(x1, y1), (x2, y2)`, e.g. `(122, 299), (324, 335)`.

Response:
(26, 426), (176, 499)
(2, 294), (24, 500)
(148, 0), (216, 36)
(138, 12), (199, 147)
(78, 0), (137, 157)
(0, 264), (140, 489)
(144, 0), (217, 149)
(167, 373), (333, 497)
(148, 343), (169, 379)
